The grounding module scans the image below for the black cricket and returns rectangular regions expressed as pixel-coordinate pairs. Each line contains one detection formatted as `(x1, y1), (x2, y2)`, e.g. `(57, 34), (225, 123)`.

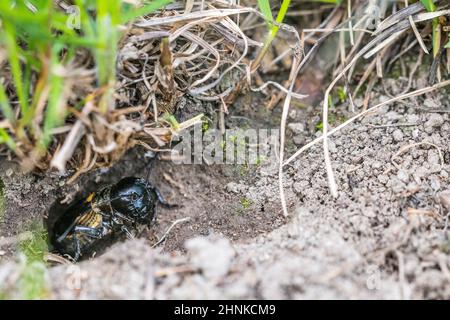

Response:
(50, 177), (173, 261)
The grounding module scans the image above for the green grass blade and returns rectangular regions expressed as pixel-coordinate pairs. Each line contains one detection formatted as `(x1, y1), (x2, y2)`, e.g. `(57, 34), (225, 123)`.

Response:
(3, 22), (30, 120)
(74, 0), (95, 39)
(251, 0), (292, 71)
(40, 47), (66, 149)
(269, 0), (291, 38)
(95, 0), (120, 86)
(275, 0), (291, 25)
(257, 0), (274, 26)
(0, 128), (16, 151)
(420, 0), (436, 12)
(420, 0), (439, 57)
(121, 0), (173, 23)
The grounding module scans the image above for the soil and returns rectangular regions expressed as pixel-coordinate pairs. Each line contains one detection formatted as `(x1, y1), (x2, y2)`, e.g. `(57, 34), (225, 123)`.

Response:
(1, 68), (450, 299)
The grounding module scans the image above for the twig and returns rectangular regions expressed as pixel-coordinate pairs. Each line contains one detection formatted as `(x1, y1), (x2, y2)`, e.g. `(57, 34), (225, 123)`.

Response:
(408, 15), (429, 54)
(391, 141), (445, 170)
(44, 252), (72, 265)
(152, 217), (191, 248)
(251, 81), (308, 100)
(279, 57), (302, 217)
(135, 8), (255, 28)
(154, 265), (198, 278)
(395, 250), (407, 300)
(51, 99), (94, 173)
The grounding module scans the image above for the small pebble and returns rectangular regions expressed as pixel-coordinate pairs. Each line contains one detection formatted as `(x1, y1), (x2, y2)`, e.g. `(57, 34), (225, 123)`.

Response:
(144, 151), (156, 159)
(293, 135), (305, 146)
(392, 129), (404, 142)
(425, 114), (444, 133)
(328, 141), (337, 154)
(429, 176), (441, 191)
(391, 179), (406, 193)
(427, 150), (440, 165)
(363, 209), (377, 218)
(438, 190), (450, 211)
(397, 169), (409, 183)
(288, 110), (298, 120)
(292, 182), (304, 194)
(352, 156), (363, 165)
(385, 111), (402, 122)
(406, 114), (420, 125)
(354, 98), (363, 108)
(372, 161), (383, 169)
(441, 122), (450, 133)
(287, 123), (305, 134)
(423, 98), (439, 109)
(378, 175), (389, 184)
(226, 182), (244, 194)
(430, 164), (441, 173)
(381, 136), (391, 146)
(378, 95), (390, 104)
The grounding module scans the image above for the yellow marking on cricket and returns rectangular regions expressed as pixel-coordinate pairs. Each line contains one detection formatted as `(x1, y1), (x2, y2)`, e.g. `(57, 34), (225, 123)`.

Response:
(85, 193), (95, 203)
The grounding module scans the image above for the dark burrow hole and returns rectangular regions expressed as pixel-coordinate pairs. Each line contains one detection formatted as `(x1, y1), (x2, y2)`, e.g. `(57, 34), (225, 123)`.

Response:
(44, 173), (163, 262)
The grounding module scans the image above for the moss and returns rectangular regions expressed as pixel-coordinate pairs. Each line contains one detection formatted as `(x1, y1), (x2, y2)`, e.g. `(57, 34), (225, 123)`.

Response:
(335, 86), (347, 103)
(0, 223), (49, 299)
(316, 121), (324, 132)
(16, 223), (50, 300)
(236, 197), (252, 214)
(255, 155), (266, 166)
(240, 197), (251, 210)
(17, 260), (49, 300)
(316, 113), (347, 132)
(202, 120), (210, 132)
(19, 223), (48, 262)
(389, 66), (402, 79)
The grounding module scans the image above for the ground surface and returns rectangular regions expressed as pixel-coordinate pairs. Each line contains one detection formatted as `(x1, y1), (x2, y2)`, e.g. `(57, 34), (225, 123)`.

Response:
(1, 72), (450, 299)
